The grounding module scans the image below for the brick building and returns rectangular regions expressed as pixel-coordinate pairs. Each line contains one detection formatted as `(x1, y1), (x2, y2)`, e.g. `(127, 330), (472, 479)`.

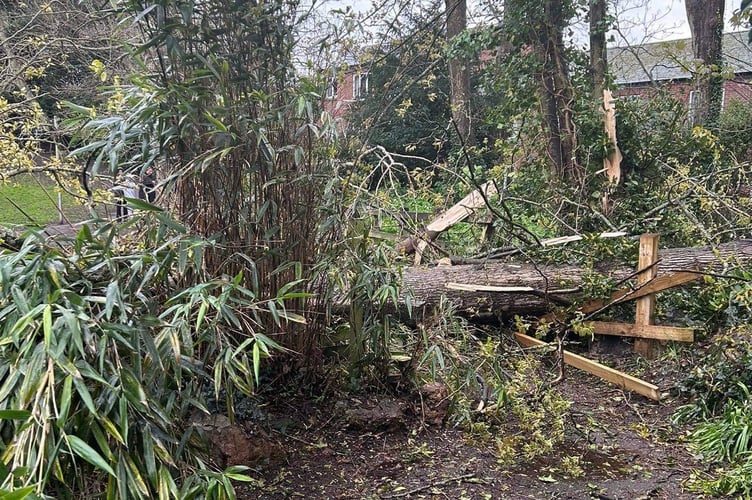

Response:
(322, 53), (370, 125)
(608, 31), (752, 118)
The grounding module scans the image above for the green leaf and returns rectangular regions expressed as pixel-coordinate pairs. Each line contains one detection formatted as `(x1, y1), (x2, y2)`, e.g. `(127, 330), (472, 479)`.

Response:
(204, 111), (228, 133)
(105, 281), (118, 321)
(42, 304), (52, 348)
(73, 377), (97, 415)
(58, 376), (73, 425)
(196, 301), (207, 332)
(126, 197), (163, 212)
(0, 410), (31, 420)
(156, 212), (186, 233)
(252, 342), (260, 385)
(66, 435), (116, 477)
(0, 485), (36, 500)
(276, 310), (307, 324)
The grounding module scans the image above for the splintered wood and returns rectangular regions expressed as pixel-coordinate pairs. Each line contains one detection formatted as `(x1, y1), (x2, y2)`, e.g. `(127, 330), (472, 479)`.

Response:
(396, 181), (497, 264)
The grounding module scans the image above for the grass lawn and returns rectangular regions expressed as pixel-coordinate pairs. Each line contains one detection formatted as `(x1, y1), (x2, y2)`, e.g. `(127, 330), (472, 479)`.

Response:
(0, 174), (90, 227)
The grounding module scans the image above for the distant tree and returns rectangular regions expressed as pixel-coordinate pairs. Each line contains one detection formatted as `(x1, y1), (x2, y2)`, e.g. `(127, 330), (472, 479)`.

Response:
(445, 0), (473, 146)
(0, 1), (127, 187)
(740, 0), (752, 43)
(589, 0), (608, 101)
(685, 0), (725, 126)
(349, 7), (451, 168)
(504, 0), (582, 181)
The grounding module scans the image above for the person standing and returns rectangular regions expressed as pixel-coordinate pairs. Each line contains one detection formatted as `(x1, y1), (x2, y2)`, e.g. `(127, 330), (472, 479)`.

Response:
(112, 169), (139, 221)
(140, 166), (157, 203)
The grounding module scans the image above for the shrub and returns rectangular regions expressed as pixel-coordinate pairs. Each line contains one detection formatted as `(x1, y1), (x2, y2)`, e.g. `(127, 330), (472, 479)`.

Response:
(0, 209), (298, 497)
(718, 99), (752, 163)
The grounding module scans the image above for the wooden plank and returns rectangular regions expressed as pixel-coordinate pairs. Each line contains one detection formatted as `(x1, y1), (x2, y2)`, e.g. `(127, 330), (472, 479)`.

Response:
(588, 321), (694, 342)
(634, 234), (660, 357)
(514, 332), (662, 401)
(538, 271), (700, 324)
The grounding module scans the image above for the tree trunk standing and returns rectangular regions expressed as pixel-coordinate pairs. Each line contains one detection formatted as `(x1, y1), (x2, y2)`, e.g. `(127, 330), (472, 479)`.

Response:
(445, 0), (474, 147)
(589, 0), (607, 102)
(685, 0), (725, 127)
(536, 0), (581, 181)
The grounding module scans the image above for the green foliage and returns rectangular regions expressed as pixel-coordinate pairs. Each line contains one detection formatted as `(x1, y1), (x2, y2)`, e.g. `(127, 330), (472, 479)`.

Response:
(674, 327), (752, 497)
(0, 212), (288, 497)
(0, 174), (88, 226)
(688, 387), (752, 463)
(687, 459), (752, 499)
(413, 300), (571, 464)
(675, 326), (752, 422)
(349, 7), (451, 167)
(64, 0), (336, 362)
(717, 99), (752, 162)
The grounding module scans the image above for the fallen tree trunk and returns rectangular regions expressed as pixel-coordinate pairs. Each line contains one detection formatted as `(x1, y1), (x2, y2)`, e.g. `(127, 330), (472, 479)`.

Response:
(400, 239), (752, 320)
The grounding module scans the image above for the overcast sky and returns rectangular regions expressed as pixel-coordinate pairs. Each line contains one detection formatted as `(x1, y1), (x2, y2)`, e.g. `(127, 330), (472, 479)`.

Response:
(614, 0), (742, 44)
(316, 0), (747, 46)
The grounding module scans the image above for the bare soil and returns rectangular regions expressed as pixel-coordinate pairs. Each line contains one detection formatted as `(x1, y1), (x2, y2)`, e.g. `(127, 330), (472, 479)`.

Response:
(233, 341), (715, 500)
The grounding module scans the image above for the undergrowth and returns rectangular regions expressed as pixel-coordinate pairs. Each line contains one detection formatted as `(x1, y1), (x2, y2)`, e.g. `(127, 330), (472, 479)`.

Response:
(674, 325), (752, 498)
(415, 299), (571, 465)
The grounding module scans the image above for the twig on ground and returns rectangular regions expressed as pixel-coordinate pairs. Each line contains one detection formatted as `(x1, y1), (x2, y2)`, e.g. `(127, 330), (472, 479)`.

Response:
(380, 473), (478, 498)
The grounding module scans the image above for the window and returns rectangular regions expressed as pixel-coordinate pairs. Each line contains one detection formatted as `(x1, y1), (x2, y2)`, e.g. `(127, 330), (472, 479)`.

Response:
(688, 90), (700, 124)
(325, 77), (337, 99)
(353, 72), (369, 99)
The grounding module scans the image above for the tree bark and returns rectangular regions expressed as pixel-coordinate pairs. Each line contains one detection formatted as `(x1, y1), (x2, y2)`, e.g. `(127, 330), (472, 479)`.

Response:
(536, 0), (580, 181)
(445, 0), (473, 146)
(399, 240), (752, 320)
(685, 0), (725, 126)
(589, 0), (607, 103)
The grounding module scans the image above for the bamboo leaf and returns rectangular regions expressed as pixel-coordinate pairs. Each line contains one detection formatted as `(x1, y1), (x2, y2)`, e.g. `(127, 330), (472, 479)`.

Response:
(42, 305), (52, 348)
(0, 410), (31, 420)
(66, 435), (116, 477)
(0, 485), (36, 499)
(276, 310), (307, 324)
(73, 377), (97, 415)
(196, 301), (207, 332)
(105, 281), (118, 321)
(252, 342), (260, 385)
(126, 197), (163, 212)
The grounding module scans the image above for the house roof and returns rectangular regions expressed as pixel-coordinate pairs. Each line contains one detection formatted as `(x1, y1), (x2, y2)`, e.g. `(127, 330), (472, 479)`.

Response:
(608, 31), (752, 85)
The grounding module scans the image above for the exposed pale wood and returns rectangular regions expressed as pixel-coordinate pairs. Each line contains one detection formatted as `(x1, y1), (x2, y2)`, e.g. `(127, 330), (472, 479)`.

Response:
(514, 332), (662, 401)
(447, 283), (536, 293)
(446, 283), (581, 294)
(588, 321), (695, 342)
(602, 89), (622, 185)
(414, 240), (429, 265)
(396, 181), (497, 255)
(541, 231), (626, 247)
(634, 234), (660, 358)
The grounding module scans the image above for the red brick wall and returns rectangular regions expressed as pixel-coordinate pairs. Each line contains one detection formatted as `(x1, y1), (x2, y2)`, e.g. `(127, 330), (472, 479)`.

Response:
(323, 70), (365, 130)
(724, 78), (752, 105)
(613, 76), (752, 109)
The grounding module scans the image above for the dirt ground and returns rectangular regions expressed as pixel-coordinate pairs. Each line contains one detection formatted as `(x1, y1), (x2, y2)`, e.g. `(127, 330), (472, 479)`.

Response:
(230, 340), (715, 500)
